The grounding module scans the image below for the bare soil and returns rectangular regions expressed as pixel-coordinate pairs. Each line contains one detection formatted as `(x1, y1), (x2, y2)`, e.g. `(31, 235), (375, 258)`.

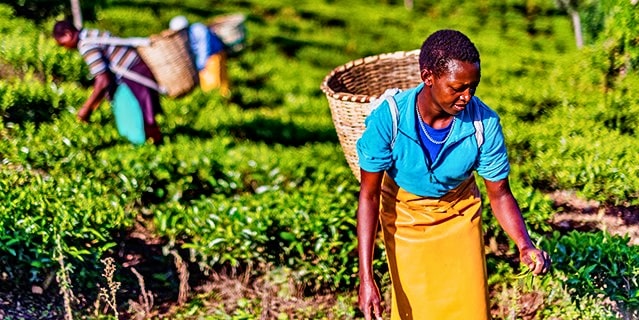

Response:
(548, 190), (639, 245)
(1, 190), (638, 319)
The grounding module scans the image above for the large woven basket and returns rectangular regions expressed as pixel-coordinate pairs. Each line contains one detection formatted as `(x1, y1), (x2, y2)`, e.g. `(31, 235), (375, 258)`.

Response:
(320, 50), (421, 182)
(210, 13), (247, 54)
(137, 28), (198, 98)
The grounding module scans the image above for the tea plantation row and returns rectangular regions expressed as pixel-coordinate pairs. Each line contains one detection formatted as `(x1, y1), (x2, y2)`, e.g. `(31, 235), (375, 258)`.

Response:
(1, 0), (638, 318)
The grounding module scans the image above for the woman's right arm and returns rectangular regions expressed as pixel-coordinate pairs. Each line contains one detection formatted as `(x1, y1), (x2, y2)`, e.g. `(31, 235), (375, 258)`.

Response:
(357, 169), (385, 320)
(78, 72), (112, 122)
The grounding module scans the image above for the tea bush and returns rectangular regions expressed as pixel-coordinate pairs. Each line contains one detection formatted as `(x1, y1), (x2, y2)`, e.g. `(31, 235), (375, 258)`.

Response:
(543, 230), (639, 316)
(1, 0), (639, 317)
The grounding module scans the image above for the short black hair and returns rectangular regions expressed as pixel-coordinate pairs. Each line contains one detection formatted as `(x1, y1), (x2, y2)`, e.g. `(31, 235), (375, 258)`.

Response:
(53, 20), (78, 39)
(419, 29), (480, 77)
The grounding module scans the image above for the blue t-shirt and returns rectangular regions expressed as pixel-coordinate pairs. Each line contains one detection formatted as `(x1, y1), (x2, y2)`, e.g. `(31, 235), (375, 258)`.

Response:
(416, 114), (452, 164)
(189, 22), (225, 71)
(356, 83), (510, 197)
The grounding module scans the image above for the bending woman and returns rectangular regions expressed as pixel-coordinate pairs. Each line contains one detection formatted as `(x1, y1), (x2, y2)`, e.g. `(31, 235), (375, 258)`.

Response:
(53, 20), (162, 145)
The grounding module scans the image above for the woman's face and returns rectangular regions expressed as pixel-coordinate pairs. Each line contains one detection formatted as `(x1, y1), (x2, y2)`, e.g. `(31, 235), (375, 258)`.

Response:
(55, 30), (77, 49)
(422, 59), (481, 116)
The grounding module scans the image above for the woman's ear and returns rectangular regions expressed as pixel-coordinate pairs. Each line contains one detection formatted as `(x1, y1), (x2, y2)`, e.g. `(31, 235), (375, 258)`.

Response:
(421, 69), (433, 86)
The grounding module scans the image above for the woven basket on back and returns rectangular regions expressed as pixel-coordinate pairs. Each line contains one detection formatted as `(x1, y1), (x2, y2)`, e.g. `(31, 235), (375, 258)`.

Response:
(320, 50), (422, 182)
(210, 13), (247, 54)
(137, 28), (198, 98)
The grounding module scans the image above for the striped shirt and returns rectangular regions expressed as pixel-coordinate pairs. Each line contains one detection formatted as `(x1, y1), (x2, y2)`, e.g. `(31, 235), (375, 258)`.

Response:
(77, 28), (140, 76)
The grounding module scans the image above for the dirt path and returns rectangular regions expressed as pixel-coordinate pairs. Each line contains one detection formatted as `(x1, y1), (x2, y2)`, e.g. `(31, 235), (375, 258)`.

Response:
(548, 190), (639, 245)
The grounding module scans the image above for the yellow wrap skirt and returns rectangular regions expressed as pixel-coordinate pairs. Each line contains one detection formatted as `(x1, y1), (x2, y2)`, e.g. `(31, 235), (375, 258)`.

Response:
(380, 174), (489, 320)
(199, 52), (230, 96)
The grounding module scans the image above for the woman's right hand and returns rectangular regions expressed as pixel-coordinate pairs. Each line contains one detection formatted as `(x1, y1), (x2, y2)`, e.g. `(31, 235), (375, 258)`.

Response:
(358, 277), (383, 320)
(520, 247), (551, 275)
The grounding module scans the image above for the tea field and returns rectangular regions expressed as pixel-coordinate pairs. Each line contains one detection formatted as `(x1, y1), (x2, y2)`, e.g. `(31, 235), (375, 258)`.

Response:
(1, 0), (639, 319)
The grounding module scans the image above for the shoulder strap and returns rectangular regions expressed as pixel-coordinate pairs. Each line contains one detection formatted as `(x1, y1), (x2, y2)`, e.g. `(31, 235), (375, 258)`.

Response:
(80, 36), (151, 47)
(370, 88), (401, 149)
(387, 96), (399, 149)
(472, 104), (484, 149)
(109, 64), (166, 94)
(81, 36), (164, 94)
(384, 91), (484, 150)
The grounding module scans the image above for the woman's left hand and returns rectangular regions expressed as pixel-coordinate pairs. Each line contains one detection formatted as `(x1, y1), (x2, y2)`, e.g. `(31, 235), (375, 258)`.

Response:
(519, 247), (551, 275)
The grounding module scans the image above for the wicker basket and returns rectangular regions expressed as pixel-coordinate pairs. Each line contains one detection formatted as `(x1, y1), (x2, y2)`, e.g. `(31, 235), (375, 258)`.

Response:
(320, 50), (422, 182)
(210, 13), (247, 54)
(137, 28), (198, 98)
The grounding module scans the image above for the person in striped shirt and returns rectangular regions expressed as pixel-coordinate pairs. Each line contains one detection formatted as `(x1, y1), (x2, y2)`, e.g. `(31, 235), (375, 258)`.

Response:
(53, 20), (163, 145)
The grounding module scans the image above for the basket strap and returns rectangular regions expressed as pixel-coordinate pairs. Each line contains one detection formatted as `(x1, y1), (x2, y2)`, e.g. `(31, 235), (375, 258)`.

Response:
(386, 93), (483, 150)
(369, 88), (402, 149)
(386, 96), (399, 149)
(472, 104), (484, 149)
(109, 64), (167, 95)
(80, 36), (151, 47)
(81, 36), (167, 94)
(380, 89), (483, 150)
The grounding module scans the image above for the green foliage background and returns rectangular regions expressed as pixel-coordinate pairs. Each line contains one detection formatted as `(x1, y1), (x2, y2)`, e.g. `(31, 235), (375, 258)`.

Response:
(1, 0), (639, 318)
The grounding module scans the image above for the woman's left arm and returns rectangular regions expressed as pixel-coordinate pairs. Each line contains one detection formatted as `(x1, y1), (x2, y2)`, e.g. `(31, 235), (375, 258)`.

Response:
(484, 177), (551, 275)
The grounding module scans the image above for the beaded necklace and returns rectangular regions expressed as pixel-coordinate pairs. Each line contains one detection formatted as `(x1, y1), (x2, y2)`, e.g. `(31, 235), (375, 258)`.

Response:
(415, 105), (455, 145)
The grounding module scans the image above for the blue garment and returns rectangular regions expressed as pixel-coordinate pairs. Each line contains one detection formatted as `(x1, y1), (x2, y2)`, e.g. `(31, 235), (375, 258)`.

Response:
(356, 83), (510, 197)
(188, 22), (225, 71)
(112, 83), (146, 145)
(416, 115), (452, 164)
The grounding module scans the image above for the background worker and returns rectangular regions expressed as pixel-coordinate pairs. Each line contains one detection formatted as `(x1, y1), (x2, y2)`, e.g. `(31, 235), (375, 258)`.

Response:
(53, 20), (163, 145)
(170, 15), (230, 96)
